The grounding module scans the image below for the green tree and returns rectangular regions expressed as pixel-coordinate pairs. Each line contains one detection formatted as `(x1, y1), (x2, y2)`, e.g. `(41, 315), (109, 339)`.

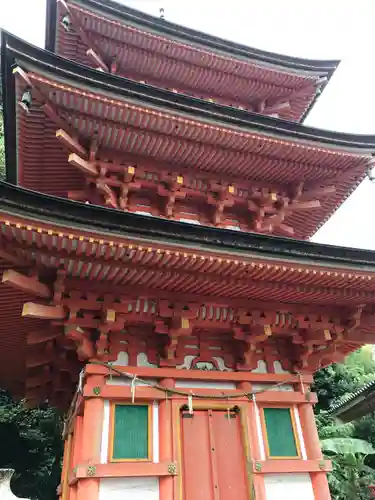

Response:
(0, 390), (63, 500)
(314, 349), (375, 499)
(321, 436), (375, 500)
(313, 348), (375, 412)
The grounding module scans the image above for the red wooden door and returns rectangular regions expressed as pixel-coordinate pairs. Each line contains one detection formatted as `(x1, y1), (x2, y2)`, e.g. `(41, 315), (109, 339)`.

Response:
(181, 409), (249, 500)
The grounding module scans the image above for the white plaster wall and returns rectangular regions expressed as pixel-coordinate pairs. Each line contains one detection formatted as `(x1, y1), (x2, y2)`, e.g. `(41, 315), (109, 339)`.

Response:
(294, 406), (307, 460)
(100, 400), (110, 464)
(264, 473), (314, 500)
(99, 400), (159, 465)
(252, 383), (294, 392)
(106, 378), (157, 387)
(251, 360), (291, 374)
(175, 380), (236, 390)
(253, 397), (266, 461)
(152, 402), (159, 463)
(99, 478), (159, 500)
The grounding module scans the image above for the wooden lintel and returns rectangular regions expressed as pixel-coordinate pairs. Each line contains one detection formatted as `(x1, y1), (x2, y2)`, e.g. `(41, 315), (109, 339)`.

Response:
(22, 302), (66, 320)
(85, 364), (314, 384)
(2, 269), (51, 299)
(68, 153), (98, 176)
(71, 461), (174, 481)
(253, 459), (331, 474)
(56, 129), (87, 157)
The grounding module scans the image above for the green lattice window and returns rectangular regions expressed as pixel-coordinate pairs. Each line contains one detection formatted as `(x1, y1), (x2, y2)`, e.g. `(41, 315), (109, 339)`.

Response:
(111, 404), (150, 461)
(263, 407), (299, 458)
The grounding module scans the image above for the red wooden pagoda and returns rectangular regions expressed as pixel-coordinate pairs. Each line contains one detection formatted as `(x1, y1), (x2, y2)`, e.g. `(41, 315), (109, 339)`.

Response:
(0, 2), (375, 500)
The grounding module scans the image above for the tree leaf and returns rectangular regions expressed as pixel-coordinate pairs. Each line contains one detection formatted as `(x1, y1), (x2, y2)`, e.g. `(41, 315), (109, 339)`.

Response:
(321, 437), (375, 456)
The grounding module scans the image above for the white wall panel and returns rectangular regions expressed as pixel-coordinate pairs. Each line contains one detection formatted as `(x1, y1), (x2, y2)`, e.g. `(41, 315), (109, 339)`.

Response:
(99, 478), (159, 500)
(264, 473), (314, 500)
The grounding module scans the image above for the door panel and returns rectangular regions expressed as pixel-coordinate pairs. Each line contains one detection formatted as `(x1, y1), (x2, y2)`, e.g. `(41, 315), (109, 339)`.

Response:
(180, 409), (249, 500)
(181, 411), (214, 500)
(211, 411), (249, 499)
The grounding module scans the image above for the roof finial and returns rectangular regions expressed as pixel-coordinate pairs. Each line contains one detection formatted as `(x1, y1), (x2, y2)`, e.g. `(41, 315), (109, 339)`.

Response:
(159, 7), (165, 19)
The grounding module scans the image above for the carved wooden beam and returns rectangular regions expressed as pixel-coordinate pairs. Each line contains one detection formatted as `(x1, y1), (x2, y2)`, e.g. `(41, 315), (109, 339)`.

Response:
(65, 325), (96, 360)
(86, 48), (109, 72)
(2, 270), (51, 298)
(68, 153), (98, 176)
(56, 129), (87, 157)
(22, 303), (66, 320)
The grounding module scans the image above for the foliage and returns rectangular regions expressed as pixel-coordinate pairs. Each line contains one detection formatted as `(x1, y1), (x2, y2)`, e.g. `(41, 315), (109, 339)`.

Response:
(0, 390), (63, 500)
(321, 437), (375, 456)
(314, 348), (375, 499)
(320, 435), (375, 500)
(313, 348), (375, 412)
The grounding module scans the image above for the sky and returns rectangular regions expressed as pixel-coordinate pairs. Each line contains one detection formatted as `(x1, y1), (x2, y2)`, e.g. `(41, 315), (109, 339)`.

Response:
(1, 0), (375, 249)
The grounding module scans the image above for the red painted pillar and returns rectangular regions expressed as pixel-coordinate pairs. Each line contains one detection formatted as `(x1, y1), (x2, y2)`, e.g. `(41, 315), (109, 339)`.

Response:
(69, 415), (83, 500)
(77, 375), (104, 500)
(159, 378), (175, 500)
(238, 382), (266, 500)
(299, 390), (331, 500)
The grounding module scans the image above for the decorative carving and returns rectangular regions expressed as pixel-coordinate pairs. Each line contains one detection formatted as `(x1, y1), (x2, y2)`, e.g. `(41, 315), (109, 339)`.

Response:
(177, 355), (231, 372)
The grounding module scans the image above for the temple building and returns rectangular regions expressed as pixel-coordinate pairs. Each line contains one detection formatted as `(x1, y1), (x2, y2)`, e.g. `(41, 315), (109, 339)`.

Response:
(1, 1), (375, 500)
(330, 380), (375, 422)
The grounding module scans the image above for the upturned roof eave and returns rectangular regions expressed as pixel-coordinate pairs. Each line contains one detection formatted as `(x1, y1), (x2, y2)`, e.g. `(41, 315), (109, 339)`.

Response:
(329, 380), (375, 420)
(45, 0), (339, 74)
(44, 0), (339, 124)
(3, 181), (375, 271)
(3, 31), (375, 152)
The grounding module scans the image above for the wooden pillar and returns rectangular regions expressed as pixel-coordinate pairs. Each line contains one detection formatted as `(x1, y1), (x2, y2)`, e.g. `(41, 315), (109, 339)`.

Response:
(77, 376), (104, 500)
(70, 416), (83, 500)
(310, 472), (332, 500)
(61, 433), (73, 500)
(299, 401), (322, 460)
(299, 391), (331, 500)
(239, 382), (266, 500)
(159, 378), (174, 500)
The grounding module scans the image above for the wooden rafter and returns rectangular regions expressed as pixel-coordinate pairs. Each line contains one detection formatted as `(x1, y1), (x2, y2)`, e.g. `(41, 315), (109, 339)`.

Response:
(56, 129), (86, 157)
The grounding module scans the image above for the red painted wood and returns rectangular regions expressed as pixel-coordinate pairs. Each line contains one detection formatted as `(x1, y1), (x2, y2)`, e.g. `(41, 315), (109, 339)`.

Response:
(181, 410), (214, 500)
(181, 409), (248, 500)
(211, 411), (249, 500)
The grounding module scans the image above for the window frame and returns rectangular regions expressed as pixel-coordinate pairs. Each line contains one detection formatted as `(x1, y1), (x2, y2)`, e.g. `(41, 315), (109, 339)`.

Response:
(260, 405), (301, 460)
(108, 402), (153, 463)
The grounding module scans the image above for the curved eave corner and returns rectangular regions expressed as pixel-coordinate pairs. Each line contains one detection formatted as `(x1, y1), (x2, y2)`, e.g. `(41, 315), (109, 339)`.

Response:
(44, 0), (340, 123)
(3, 181), (375, 271)
(3, 32), (375, 151)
